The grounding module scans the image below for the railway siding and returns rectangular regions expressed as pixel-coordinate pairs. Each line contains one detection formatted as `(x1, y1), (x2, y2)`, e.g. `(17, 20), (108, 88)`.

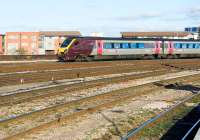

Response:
(1, 69), (200, 120)
(8, 79), (199, 140)
(1, 69), (200, 139)
(0, 70), (159, 96)
(1, 59), (200, 140)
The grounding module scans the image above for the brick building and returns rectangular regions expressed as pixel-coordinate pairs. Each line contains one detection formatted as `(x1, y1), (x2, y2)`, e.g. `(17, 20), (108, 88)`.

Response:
(4, 31), (81, 55)
(5, 32), (40, 55)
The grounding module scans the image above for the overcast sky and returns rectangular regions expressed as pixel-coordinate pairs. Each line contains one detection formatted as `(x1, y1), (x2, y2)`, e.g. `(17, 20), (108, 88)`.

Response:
(0, 0), (199, 36)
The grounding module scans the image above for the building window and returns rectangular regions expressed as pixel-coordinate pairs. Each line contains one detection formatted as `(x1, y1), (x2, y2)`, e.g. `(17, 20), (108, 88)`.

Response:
(32, 36), (37, 41)
(21, 43), (28, 46)
(21, 35), (28, 39)
(8, 35), (18, 40)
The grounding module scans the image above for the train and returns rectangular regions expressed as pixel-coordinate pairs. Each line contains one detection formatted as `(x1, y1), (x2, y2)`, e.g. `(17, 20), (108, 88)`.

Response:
(57, 37), (200, 61)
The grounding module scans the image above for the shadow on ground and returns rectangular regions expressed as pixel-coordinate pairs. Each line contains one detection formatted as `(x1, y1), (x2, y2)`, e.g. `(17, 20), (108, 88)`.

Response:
(154, 82), (200, 94)
(153, 82), (200, 140)
(160, 104), (200, 140)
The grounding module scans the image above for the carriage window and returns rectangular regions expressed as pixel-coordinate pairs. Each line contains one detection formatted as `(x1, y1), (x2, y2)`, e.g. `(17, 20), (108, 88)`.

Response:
(197, 44), (200, 48)
(180, 44), (182, 48)
(114, 43), (120, 49)
(121, 43), (130, 49)
(175, 43), (179, 48)
(104, 43), (112, 49)
(120, 44), (123, 49)
(193, 44), (196, 48)
(138, 43), (145, 48)
(136, 43), (139, 48)
(183, 44), (187, 48)
(130, 43), (136, 48)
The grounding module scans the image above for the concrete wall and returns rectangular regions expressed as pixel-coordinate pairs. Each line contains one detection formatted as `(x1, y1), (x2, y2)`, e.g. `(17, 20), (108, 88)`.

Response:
(40, 36), (66, 54)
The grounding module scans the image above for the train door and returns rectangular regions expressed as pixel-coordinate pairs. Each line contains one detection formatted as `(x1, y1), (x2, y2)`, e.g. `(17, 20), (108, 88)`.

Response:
(154, 41), (161, 55)
(167, 41), (174, 55)
(97, 40), (103, 56)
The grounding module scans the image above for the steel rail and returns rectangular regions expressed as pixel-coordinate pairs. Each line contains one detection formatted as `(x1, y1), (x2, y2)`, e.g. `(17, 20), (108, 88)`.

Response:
(122, 92), (200, 140)
(0, 64), (136, 76)
(181, 119), (200, 140)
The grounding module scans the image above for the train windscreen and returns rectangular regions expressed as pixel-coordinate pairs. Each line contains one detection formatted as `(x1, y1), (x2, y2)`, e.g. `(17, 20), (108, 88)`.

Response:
(61, 38), (73, 48)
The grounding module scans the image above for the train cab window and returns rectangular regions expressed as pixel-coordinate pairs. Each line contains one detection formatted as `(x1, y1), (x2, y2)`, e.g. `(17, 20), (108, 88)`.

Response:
(61, 38), (73, 48)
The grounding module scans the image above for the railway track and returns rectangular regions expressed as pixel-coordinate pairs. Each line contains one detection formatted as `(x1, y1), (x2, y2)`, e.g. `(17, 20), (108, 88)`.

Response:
(0, 59), (200, 139)
(1, 70), (200, 140)
(0, 60), (158, 73)
(0, 69), (168, 106)
(0, 64), (163, 87)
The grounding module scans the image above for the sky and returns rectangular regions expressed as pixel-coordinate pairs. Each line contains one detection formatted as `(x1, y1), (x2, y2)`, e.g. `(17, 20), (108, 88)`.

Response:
(0, 0), (199, 36)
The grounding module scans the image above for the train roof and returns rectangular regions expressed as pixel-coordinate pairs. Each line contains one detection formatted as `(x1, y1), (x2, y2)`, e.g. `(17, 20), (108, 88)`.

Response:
(67, 36), (200, 42)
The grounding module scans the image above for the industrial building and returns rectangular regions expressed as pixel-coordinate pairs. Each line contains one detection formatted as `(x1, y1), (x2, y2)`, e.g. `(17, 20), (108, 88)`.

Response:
(185, 27), (200, 39)
(185, 27), (200, 33)
(39, 31), (81, 55)
(4, 31), (81, 55)
(5, 32), (40, 55)
(121, 32), (196, 39)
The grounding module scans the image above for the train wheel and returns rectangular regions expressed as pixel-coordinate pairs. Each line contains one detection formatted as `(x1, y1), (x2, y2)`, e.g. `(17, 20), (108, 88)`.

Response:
(85, 56), (93, 62)
(75, 56), (83, 62)
(153, 54), (158, 59)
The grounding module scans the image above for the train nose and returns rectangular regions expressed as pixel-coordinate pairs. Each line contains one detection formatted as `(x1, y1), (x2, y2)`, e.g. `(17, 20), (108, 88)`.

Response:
(57, 48), (65, 56)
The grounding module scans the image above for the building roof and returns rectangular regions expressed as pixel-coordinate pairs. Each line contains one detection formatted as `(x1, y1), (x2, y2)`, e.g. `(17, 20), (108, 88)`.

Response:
(121, 32), (191, 38)
(39, 31), (81, 37)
